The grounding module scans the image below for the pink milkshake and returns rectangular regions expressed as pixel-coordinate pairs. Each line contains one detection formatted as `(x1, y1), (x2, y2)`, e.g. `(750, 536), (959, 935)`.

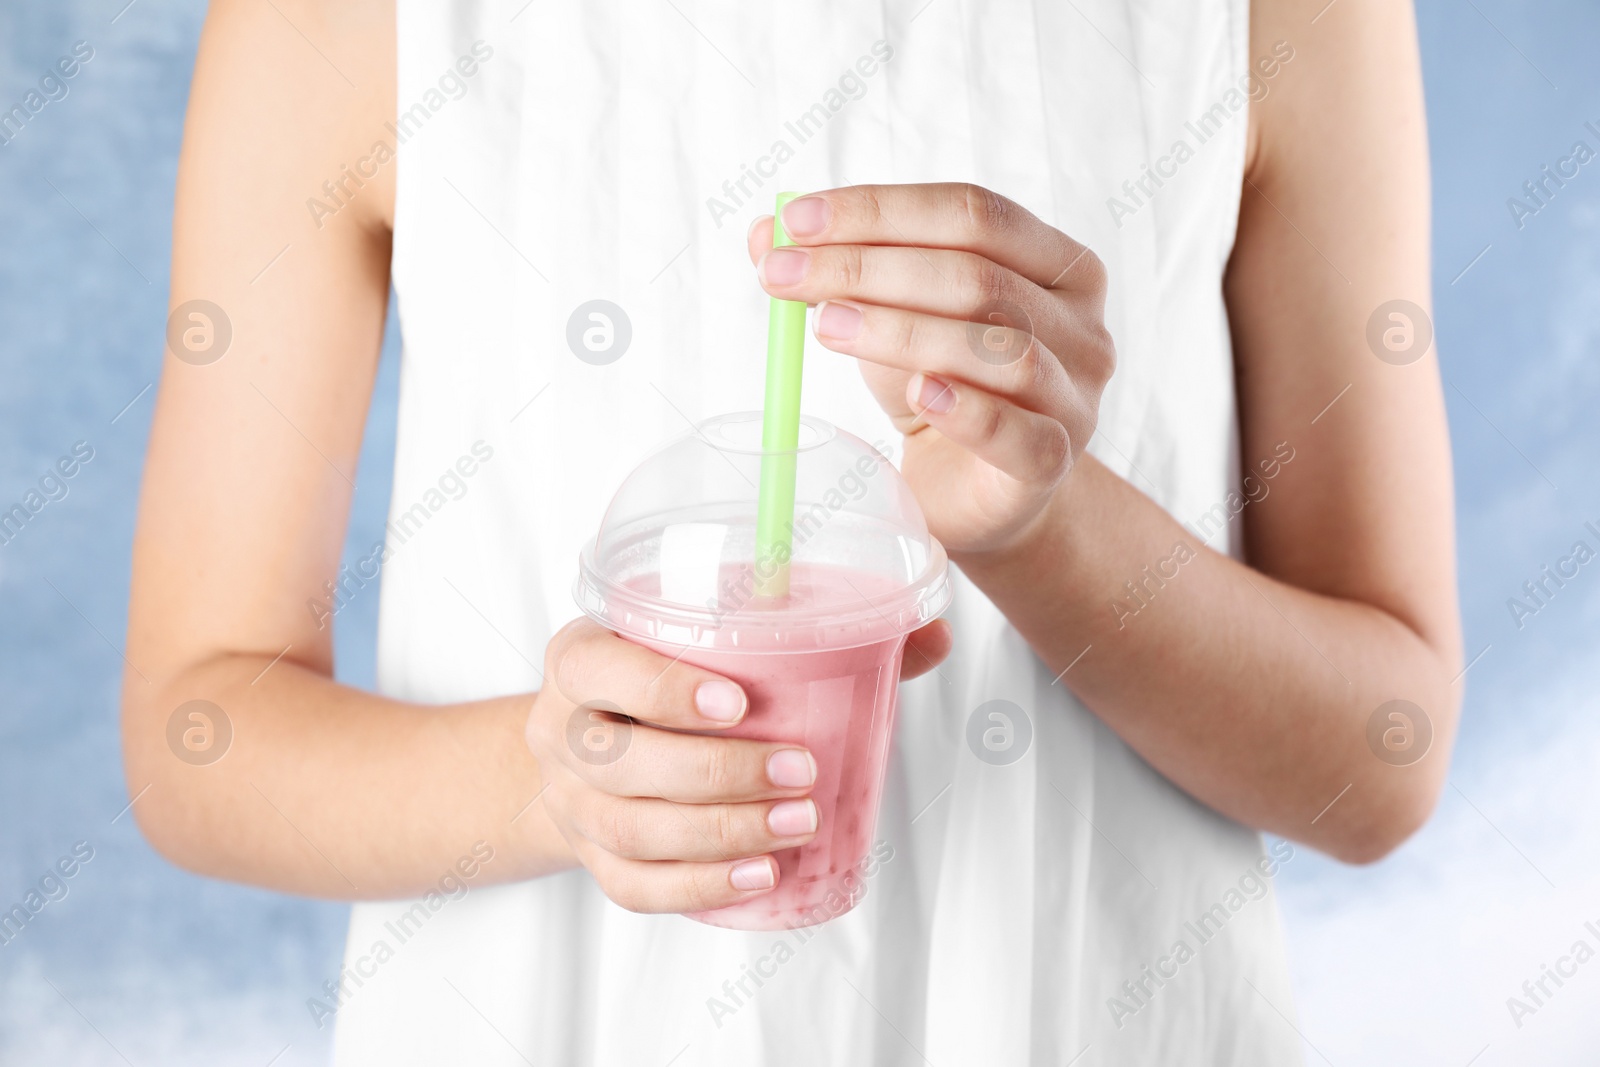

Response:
(576, 413), (951, 930)
(633, 564), (909, 929)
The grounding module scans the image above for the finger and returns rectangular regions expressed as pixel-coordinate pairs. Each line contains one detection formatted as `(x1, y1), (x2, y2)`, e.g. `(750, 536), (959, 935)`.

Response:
(812, 299), (1093, 412)
(548, 618), (748, 730)
(563, 717), (819, 804)
(578, 840), (779, 914)
(758, 244), (1071, 348)
(905, 374), (1074, 486)
(899, 620), (953, 681)
(777, 183), (1105, 294)
(574, 795), (819, 862)
(747, 214), (774, 265)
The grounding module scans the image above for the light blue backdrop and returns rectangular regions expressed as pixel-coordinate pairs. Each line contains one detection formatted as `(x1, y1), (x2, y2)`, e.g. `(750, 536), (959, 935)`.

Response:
(1, 2), (1596, 1063)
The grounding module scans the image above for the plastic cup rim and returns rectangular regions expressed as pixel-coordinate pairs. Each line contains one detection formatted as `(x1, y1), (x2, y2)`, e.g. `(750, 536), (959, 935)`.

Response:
(573, 537), (953, 650)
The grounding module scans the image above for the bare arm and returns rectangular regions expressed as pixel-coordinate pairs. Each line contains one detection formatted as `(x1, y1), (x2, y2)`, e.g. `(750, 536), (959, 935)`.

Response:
(755, 0), (1458, 863)
(122, 0), (568, 896)
(125, 0), (949, 903)
(958, 0), (1460, 862)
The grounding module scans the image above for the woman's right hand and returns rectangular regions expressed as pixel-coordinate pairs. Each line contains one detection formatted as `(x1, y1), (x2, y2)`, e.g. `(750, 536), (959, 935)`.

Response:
(524, 619), (822, 914)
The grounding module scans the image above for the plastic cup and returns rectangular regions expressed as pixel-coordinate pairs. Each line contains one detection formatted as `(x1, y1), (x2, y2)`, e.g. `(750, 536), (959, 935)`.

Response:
(574, 411), (951, 930)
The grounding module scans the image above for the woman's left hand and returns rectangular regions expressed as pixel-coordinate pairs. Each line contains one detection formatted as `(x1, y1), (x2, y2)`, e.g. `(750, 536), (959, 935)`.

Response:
(748, 183), (1115, 558)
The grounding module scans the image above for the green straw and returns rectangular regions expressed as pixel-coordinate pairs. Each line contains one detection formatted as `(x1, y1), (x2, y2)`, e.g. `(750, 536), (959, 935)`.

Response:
(755, 192), (807, 599)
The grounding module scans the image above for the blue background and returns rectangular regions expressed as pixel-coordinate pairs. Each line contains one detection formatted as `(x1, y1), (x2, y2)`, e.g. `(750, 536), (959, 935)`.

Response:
(2, 1), (1597, 1063)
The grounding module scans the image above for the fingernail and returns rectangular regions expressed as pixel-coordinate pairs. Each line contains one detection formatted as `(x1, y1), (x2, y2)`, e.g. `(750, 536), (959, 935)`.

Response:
(760, 248), (809, 286)
(695, 680), (747, 723)
(815, 301), (862, 341)
(767, 749), (817, 788)
(730, 857), (776, 891)
(767, 799), (819, 837)
(915, 374), (957, 414)
(781, 195), (830, 237)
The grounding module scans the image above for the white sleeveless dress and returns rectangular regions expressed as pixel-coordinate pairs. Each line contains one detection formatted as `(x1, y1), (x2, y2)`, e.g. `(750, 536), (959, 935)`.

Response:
(333, 1), (1303, 1063)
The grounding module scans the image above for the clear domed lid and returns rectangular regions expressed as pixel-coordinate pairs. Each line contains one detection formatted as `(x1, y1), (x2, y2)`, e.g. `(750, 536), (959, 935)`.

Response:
(575, 412), (951, 652)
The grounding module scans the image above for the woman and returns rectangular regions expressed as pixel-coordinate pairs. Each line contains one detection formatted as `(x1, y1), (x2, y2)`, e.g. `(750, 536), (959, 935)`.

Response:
(124, 0), (1460, 1062)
